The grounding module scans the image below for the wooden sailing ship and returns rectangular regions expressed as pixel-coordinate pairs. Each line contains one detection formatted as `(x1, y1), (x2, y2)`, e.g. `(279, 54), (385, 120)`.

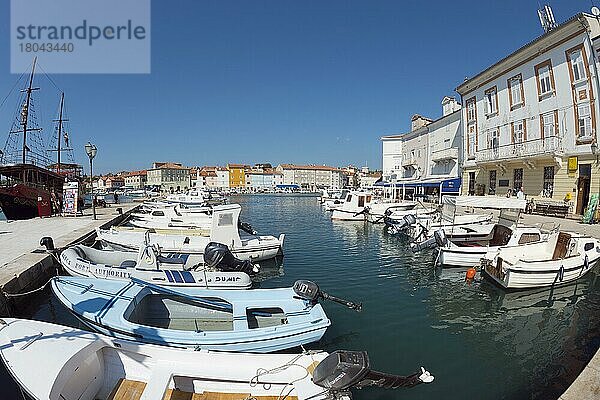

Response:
(0, 58), (80, 219)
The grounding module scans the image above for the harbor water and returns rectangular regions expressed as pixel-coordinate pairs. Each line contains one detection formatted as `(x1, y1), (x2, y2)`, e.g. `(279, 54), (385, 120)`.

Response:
(1, 194), (600, 399)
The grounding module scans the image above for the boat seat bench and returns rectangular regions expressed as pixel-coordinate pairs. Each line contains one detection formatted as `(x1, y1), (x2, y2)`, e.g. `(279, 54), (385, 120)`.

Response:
(163, 389), (299, 400)
(106, 378), (147, 400)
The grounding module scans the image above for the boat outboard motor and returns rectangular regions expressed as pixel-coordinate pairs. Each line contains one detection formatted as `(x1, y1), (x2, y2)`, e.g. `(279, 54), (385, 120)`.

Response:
(203, 242), (259, 275)
(293, 280), (362, 311)
(433, 229), (448, 247)
(403, 214), (417, 226)
(410, 236), (437, 252)
(40, 237), (55, 252)
(238, 220), (257, 235)
(313, 350), (434, 396)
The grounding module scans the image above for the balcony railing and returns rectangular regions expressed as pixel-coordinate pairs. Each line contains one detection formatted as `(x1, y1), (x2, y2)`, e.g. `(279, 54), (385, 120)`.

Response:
(476, 136), (562, 163)
(431, 147), (458, 162)
(402, 156), (417, 167)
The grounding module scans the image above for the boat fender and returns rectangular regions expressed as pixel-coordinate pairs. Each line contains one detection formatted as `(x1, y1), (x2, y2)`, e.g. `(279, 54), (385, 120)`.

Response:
(584, 254), (589, 270)
(465, 268), (476, 281)
(558, 266), (564, 282)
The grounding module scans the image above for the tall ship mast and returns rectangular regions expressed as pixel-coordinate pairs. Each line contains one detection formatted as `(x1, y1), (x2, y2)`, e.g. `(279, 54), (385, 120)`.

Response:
(0, 58), (78, 220)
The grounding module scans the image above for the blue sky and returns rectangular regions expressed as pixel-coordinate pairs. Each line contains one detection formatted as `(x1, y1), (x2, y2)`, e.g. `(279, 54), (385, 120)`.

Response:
(0, 1), (591, 173)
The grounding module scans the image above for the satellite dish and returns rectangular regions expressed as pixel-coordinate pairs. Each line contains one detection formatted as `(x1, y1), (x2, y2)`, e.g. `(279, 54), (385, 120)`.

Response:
(592, 6), (600, 17)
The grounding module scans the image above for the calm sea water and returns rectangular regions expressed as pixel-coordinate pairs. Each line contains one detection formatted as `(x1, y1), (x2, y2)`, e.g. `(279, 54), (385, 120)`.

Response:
(2, 194), (599, 400)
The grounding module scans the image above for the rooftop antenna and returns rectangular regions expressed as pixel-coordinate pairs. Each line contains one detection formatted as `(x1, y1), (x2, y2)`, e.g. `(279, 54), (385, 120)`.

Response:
(538, 4), (558, 33)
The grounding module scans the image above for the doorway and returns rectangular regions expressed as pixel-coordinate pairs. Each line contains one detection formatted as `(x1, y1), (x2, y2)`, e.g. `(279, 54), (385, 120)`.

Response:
(468, 172), (475, 195)
(576, 164), (591, 215)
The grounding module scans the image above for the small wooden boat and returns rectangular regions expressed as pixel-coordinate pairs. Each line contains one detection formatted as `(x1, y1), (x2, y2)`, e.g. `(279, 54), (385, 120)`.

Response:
(59, 243), (254, 289)
(0, 318), (434, 400)
(482, 231), (600, 290)
(51, 276), (331, 352)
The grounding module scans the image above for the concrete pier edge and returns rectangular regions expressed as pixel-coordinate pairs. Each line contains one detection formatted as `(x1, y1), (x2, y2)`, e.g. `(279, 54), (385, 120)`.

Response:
(0, 204), (138, 316)
(559, 346), (600, 400)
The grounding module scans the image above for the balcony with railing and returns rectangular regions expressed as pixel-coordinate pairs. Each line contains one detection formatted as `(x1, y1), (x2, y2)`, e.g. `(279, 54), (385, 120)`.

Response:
(402, 156), (418, 168)
(476, 136), (562, 163)
(431, 147), (458, 162)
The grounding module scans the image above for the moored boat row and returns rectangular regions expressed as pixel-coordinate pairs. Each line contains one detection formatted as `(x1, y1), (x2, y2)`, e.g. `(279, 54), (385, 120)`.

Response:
(0, 194), (435, 399)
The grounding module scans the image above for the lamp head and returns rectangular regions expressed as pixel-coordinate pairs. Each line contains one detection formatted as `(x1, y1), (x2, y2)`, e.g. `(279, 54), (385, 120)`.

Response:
(85, 142), (97, 160)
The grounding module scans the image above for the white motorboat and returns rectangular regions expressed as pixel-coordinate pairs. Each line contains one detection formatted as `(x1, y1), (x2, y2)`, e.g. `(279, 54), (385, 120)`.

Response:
(331, 191), (415, 221)
(401, 196), (511, 244)
(129, 205), (213, 230)
(437, 225), (548, 268)
(0, 318), (434, 400)
(58, 242), (255, 288)
(482, 231), (600, 289)
(165, 190), (206, 206)
(99, 204), (285, 262)
(435, 197), (550, 268)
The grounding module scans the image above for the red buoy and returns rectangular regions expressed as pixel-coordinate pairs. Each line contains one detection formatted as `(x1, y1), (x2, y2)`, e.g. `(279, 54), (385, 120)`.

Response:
(465, 268), (476, 281)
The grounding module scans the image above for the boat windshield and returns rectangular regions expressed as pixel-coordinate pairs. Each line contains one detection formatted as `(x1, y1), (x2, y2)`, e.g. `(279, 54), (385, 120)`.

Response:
(126, 294), (234, 332)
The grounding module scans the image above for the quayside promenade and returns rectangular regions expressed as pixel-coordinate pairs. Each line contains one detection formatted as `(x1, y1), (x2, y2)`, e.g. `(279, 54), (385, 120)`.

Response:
(0, 203), (137, 313)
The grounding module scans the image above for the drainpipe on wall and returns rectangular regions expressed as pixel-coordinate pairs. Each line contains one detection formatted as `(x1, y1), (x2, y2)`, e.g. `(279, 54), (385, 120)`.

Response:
(581, 16), (600, 148)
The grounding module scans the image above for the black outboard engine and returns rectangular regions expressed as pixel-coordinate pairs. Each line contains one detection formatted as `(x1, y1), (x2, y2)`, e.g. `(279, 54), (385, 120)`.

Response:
(203, 242), (259, 275)
(410, 229), (447, 253)
(410, 236), (437, 252)
(238, 220), (257, 235)
(434, 229), (447, 247)
(293, 280), (362, 311)
(313, 350), (434, 395)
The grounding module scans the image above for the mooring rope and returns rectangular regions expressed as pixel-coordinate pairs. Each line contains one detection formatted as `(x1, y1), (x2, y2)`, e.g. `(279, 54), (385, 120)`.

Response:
(248, 348), (322, 400)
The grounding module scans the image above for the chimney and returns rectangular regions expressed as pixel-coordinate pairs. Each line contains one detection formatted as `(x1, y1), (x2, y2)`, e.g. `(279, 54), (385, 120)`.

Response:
(411, 114), (433, 131)
(441, 96), (460, 116)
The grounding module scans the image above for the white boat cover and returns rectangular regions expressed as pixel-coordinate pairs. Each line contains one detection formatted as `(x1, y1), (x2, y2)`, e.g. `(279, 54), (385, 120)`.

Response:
(442, 196), (526, 210)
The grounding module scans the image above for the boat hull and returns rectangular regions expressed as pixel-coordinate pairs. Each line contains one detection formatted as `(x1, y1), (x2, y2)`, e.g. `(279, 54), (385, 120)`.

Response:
(483, 255), (600, 290)
(0, 184), (51, 220)
(60, 248), (252, 289)
(51, 277), (331, 353)
(0, 318), (333, 400)
(438, 247), (487, 268)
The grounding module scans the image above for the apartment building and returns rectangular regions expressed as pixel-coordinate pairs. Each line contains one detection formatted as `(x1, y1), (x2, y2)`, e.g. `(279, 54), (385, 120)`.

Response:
(147, 162), (191, 193)
(276, 164), (344, 190)
(124, 170), (147, 189)
(457, 13), (600, 214)
(227, 164), (249, 188)
(380, 97), (462, 197)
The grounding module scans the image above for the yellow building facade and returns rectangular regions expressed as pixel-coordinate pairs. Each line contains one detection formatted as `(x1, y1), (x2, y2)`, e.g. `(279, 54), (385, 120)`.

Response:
(227, 164), (248, 188)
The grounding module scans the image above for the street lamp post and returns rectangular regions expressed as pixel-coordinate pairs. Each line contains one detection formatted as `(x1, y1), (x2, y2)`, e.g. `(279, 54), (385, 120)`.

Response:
(84, 142), (97, 220)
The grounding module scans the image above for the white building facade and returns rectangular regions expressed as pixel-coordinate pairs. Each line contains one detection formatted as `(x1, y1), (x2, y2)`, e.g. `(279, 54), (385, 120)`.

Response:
(276, 164), (344, 190)
(457, 13), (600, 214)
(381, 98), (462, 197)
